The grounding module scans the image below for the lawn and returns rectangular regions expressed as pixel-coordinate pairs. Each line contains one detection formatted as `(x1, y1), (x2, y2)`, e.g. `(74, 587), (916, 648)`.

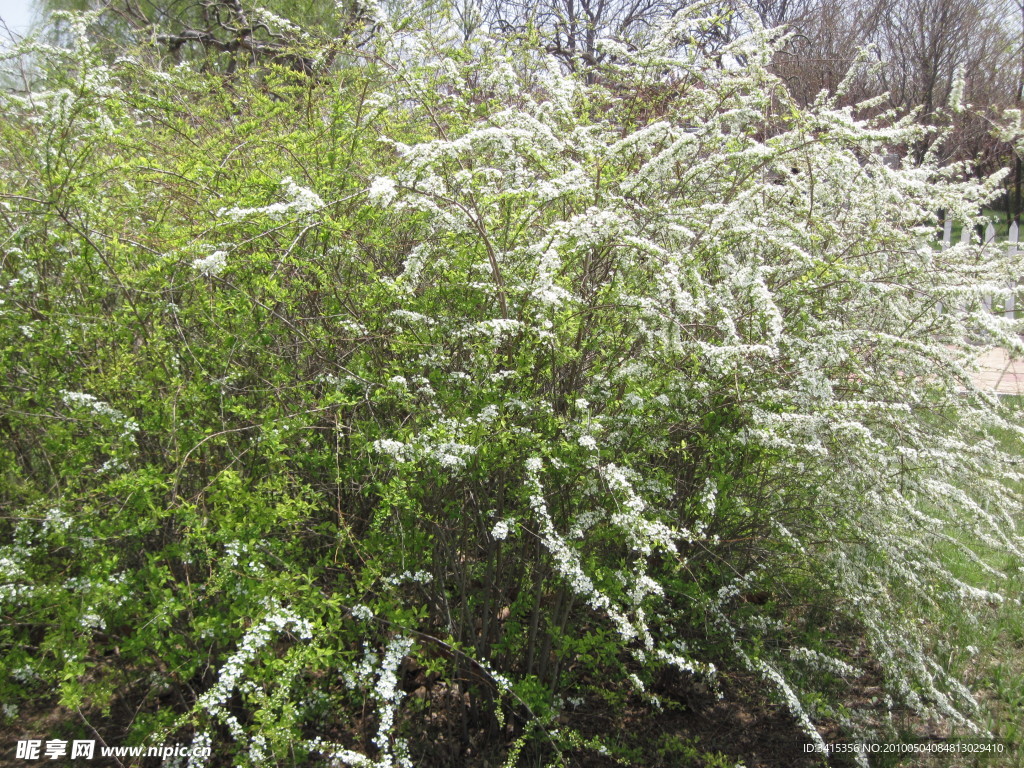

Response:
(889, 395), (1024, 767)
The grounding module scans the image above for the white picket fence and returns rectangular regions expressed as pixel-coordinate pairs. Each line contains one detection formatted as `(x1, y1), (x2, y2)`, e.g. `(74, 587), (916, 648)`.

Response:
(940, 219), (1019, 317)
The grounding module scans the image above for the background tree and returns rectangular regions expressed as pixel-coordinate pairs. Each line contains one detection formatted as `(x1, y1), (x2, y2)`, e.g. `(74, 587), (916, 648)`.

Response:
(31, 0), (376, 71)
(747, 0), (1020, 217)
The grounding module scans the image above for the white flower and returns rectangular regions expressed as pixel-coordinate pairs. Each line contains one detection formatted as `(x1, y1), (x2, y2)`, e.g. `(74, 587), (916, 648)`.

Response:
(437, 453), (463, 468)
(43, 507), (72, 533)
(368, 176), (398, 205)
(475, 404), (499, 424)
(197, 606), (313, 733)
(372, 439), (411, 462)
(192, 250), (227, 276)
(385, 570), (433, 585)
(218, 177), (322, 221)
(282, 178), (323, 212)
(187, 732), (211, 768)
(491, 520), (510, 540)
(60, 391), (138, 437)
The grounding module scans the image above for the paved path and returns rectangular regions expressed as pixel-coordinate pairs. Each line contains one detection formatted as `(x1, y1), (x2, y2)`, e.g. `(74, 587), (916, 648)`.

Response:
(973, 348), (1024, 395)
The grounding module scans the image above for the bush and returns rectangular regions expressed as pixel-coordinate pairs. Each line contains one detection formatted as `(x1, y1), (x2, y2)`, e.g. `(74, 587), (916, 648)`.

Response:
(1, 6), (1022, 766)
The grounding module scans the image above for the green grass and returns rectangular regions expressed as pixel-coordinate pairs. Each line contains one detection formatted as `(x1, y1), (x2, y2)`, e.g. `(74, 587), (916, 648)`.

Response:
(945, 207), (1016, 245)
(892, 396), (1024, 767)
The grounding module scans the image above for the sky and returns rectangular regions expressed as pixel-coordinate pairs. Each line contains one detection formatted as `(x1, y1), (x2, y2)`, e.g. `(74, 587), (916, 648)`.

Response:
(0, 0), (37, 37)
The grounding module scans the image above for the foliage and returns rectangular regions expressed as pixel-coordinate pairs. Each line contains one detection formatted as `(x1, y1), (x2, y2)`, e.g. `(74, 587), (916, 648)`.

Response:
(1, 5), (1022, 767)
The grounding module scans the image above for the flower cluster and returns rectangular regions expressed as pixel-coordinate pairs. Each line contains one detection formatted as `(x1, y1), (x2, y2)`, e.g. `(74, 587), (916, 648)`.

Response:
(191, 250), (227, 276)
(60, 390), (139, 437)
(196, 607), (314, 745)
(324, 635), (415, 768)
(219, 177), (323, 221)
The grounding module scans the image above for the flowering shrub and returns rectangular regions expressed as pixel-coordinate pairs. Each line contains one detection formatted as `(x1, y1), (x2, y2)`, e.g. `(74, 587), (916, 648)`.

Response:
(1, 5), (1022, 766)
